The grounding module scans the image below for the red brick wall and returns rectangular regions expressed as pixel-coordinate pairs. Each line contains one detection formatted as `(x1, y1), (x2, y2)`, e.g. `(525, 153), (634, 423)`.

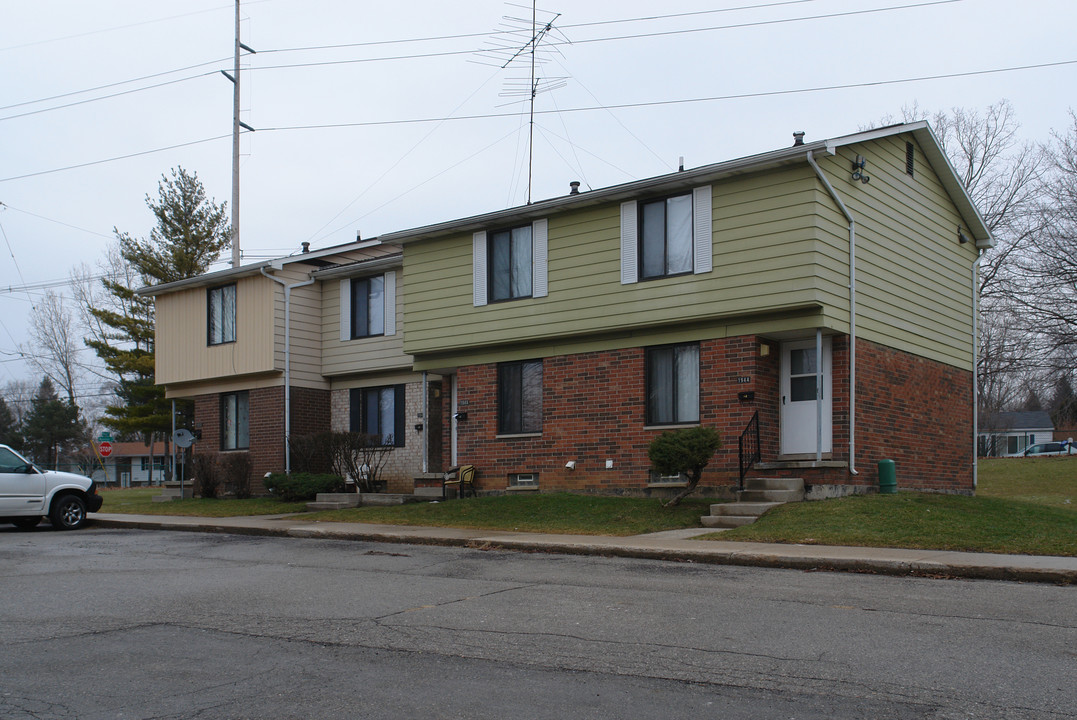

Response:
(854, 339), (973, 492)
(450, 335), (973, 494)
(454, 337), (778, 494)
(192, 385), (331, 495)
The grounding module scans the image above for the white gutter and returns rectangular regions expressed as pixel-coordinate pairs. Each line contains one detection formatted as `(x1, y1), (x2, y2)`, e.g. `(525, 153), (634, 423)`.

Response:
(972, 250), (984, 489)
(260, 267), (316, 474)
(806, 150), (859, 476)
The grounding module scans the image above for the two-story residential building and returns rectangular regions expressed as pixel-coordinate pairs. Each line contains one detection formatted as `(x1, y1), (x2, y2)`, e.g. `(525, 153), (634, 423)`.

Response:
(139, 241), (442, 493)
(142, 121), (990, 498)
(382, 121), (991, 496)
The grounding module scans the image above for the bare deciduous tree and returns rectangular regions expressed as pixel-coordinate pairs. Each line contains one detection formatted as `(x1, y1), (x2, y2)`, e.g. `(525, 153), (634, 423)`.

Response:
(20, 290), (82, 405)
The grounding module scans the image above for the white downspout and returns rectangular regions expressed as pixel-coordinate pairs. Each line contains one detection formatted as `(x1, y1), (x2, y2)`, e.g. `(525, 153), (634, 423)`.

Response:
(261, 267), (316, 474)
(421, 371), (429, 474)
(807, 150), (858, 475)
(972, 249), (984, 489)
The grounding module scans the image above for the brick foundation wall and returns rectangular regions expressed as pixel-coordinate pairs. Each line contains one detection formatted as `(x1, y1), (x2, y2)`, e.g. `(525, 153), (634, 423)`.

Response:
(854, 339), (973, 492)
(450, 335), (973, 495)
(192, 385), (331, 495)
(454, 337), (778, 495)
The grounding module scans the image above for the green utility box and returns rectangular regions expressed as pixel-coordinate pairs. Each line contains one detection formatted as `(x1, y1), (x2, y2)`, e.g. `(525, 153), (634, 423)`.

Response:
(878, 459), (897, 494)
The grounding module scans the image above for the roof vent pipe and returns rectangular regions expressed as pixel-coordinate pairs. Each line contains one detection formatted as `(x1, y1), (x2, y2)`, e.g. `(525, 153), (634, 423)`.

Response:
(793, 131), (806, 146)
(678, 156), (685, 172)
(301, 241), (310, 253)
(569, 181), (580, 195)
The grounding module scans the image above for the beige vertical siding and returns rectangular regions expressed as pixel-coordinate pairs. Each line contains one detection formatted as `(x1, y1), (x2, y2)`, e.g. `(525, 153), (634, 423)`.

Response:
(155, 274), (276, 384)
(322, 269), (412, 376)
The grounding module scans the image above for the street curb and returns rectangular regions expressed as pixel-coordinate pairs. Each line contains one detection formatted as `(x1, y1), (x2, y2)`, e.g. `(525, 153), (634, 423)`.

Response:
(90, 518), (1077, 585)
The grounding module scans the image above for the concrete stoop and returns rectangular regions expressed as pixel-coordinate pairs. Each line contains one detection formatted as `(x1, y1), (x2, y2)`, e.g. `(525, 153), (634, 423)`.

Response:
(306, 492), (429, 511)
(701, 477), (805, 529)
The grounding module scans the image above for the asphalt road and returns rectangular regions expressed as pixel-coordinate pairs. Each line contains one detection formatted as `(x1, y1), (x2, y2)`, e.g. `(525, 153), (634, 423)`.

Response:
(1, 527), (1074, 719)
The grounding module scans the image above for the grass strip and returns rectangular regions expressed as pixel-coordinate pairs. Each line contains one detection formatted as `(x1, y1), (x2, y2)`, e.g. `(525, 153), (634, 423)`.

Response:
(99, 487), (308, 517)
(307, 493), (714, 536)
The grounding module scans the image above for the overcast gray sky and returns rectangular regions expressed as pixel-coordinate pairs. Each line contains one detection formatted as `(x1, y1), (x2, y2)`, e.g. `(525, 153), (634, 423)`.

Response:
(1, 0), (1074, 399)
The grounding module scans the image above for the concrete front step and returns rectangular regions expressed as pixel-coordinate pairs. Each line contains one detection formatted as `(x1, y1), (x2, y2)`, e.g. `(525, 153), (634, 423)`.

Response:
(742, 477), (805, 492)
(709, 501), (783, 517)
(701, 514), (759, 528)
(737, 489), (805, 503)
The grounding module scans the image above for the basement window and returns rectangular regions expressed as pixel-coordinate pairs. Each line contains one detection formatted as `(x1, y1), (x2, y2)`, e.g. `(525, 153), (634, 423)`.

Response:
(509, 473), (538, 489)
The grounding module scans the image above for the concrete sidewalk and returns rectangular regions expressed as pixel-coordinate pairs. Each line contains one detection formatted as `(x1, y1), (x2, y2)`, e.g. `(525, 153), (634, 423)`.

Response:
(91, 512), (1077, 584)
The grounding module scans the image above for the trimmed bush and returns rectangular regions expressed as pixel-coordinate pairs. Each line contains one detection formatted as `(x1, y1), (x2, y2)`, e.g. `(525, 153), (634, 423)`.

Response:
(220, 453), (253, 499)
(648, 426), (722, 507)
(192, 453), (222, 499)
(263, 472), (346, 502)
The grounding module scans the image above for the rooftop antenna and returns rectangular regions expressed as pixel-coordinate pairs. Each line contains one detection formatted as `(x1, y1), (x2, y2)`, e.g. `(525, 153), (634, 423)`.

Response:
(475, 3), (566, 205)
(221, 0), (256, 268)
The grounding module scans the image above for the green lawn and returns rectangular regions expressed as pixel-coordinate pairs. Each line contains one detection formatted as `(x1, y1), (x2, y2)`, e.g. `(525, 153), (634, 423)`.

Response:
(307, 493), (714, 536)
(711, 458), (1077, 556)
(99, 486), (308, 517)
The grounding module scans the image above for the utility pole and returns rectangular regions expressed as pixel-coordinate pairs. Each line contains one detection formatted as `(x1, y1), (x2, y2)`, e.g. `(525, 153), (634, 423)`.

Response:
(221, 0), (255, 268)
(230, 0), (241, 268)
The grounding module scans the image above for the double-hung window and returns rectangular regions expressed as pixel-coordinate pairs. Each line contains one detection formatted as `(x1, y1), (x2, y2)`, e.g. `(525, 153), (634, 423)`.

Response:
(498, 360), (543, 434)
(208, 284), (236, 345)
(621, 186), (712, 284)
(349, 385), (405, 447)
(641, 193), (694, 278)
(351, 276), (384, 338)
(339, 272), (396, 342)
(473, 219), (548, 306)
(221, 391), (249, 450)
(645, 343), (699, 425)
(489, 225), (533, 302)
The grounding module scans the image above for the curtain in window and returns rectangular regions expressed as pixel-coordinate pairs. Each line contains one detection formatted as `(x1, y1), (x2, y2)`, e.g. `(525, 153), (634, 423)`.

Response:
(521, 360), (542, 433)
(222, 392), (249, 450)
(221, 285), (236, 342)
(666, 195), (693, 274)
(648, 349), (674, 424)
(641, 200), (666, 278)
(491, 230), (512, 301)
(510, 225), (532, 298)
(675, 344), (699, 422)
(378, 387), (394, 444)
(368, 275), (384, 336)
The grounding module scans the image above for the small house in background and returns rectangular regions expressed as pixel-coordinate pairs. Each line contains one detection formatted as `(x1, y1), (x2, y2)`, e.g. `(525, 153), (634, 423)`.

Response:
(90, 441), (173, 487)
(978, 411), (1055, 457)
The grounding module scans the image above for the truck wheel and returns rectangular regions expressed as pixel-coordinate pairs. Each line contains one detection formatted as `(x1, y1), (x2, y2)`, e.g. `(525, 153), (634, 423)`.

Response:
(50, 494), (87, 530)
(11, 517), (40, 530)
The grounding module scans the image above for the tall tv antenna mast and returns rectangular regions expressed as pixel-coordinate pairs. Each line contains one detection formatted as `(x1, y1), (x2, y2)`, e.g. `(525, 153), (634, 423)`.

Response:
(475, 3), (566, 205)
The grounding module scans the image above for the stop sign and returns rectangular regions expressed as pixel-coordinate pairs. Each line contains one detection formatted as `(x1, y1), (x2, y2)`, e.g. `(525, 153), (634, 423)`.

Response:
(99, 441), (113, 458)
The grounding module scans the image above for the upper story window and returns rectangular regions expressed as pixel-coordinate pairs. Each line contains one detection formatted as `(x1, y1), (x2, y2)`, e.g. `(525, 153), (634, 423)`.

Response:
(339, 272), (396, 342)
(498, 359), (543, 435)
(621, 185), (712, 284)
(473, 219), (547, 307)
(207, 284), (236, 345)
(351, 275), (384, 338)
(489, 225), (533, 302)
(640, 193), (694, 279)
(221, 391), (249, 450)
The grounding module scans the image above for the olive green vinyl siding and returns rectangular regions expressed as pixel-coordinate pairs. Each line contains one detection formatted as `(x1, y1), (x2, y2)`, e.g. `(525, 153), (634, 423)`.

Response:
(322, 271), (411, 376)
(818, 135), (978, 369)
(155, 275), (275, 385)
(403, 165), (841, 358)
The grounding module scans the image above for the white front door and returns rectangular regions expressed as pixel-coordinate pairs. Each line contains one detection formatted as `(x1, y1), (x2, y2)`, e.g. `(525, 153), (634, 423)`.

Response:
(780, 338), (832, 456)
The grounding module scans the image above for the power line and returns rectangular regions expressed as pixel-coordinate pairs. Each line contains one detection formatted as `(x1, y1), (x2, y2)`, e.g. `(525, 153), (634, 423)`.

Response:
(1, 57), (1072, 186)
(0, 203), (114, 240)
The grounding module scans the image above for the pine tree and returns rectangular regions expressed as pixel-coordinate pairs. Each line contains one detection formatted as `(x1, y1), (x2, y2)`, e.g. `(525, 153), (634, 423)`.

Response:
(21, 377), (84, 468)
(86, 167), (230, 477)
(0, 396), (20, 449)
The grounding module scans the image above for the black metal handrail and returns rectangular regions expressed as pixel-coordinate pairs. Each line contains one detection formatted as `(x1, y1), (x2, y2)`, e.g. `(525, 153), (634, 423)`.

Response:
(738, 411), (760, 492)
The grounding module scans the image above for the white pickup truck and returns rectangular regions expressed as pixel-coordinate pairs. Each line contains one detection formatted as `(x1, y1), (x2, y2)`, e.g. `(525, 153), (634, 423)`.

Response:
(0, 443), (103, 530)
